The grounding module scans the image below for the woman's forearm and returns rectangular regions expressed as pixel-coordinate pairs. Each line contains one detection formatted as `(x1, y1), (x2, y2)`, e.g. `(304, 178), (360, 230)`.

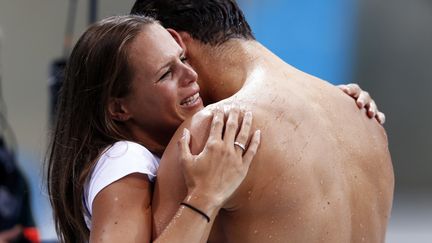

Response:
(154, 193), (221, 243)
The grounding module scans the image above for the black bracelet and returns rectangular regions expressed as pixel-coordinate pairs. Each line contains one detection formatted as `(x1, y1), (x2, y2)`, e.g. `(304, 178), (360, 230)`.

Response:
(180, 202), (210, 223)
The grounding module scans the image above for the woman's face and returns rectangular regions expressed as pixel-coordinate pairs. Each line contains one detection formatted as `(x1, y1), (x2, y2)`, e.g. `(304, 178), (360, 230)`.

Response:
(121, 23), (204, 138)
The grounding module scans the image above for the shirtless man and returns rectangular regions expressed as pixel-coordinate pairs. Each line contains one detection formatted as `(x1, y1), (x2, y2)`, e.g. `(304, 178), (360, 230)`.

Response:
(131, 1), (394, 242)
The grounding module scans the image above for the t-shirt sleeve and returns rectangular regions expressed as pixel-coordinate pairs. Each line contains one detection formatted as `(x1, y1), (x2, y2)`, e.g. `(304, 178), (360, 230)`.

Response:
(84, 141), (160, 219)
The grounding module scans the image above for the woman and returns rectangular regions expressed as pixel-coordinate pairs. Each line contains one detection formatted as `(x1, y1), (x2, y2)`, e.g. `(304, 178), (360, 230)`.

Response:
(47, 15), (383, 243)
(47, 15), (261, 243)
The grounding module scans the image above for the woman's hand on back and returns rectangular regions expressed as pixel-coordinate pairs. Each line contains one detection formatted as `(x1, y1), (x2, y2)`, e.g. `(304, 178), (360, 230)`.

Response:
(179, 107), (261, 208)
(338, 83), (386, 124)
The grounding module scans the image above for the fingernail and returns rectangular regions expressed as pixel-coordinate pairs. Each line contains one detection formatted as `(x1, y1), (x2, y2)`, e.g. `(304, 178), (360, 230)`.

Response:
(380, 116), (386, 124)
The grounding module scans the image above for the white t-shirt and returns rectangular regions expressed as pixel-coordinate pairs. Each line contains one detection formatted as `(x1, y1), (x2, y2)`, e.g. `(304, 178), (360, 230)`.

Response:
(83, 141), (160, 229)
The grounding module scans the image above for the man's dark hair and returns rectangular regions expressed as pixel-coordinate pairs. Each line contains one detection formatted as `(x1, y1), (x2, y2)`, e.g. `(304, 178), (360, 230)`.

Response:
(131, 0), (255, 45)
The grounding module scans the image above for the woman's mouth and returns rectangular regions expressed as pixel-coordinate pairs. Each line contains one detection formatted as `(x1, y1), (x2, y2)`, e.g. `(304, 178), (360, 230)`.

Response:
(180, 93), (201, 107)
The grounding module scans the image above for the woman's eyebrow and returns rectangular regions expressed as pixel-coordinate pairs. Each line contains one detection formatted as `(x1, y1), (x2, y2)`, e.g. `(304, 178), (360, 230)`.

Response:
(155, 49), (184, 77)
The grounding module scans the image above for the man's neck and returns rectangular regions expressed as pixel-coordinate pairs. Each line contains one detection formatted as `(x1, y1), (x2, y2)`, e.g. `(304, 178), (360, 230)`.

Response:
(189, 40), (269, 104)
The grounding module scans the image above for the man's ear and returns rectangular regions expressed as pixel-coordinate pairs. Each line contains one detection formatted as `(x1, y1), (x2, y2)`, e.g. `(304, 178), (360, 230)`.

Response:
(167, 28), (190, 52)
(108, 98), (131, 122)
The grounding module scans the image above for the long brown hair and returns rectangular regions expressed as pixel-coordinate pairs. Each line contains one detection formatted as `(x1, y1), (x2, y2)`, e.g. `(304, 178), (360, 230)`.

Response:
(46, 15), (156, 243)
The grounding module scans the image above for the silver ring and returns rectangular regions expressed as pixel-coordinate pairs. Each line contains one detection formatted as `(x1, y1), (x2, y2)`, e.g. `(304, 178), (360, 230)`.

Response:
(234, 141), (246, 151)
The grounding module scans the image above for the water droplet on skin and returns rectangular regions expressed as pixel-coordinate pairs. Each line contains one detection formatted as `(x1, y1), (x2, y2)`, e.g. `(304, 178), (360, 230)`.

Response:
(362, 236), (365, 241)
(268, 235), (273, 239)
(253, 229), (258, 234)
(360, 223), (364, 228)
(320, 180), (324, 185)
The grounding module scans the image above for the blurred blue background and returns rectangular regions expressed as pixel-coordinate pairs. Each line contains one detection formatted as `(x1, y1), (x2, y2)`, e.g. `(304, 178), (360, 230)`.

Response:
(240, 0), (357, 85)
(0, 0), (430, 242)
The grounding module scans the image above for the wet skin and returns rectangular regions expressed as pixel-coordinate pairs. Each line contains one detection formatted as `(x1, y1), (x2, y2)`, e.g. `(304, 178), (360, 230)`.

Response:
(152, 40), (394, 242)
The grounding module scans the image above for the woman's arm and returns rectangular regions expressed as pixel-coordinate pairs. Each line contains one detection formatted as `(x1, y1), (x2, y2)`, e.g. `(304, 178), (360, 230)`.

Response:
(90, 173), (153, 242)
(90, 107), (260, 243)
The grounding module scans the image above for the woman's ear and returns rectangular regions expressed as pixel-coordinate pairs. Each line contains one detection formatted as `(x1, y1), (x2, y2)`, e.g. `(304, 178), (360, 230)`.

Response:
(108, 98), (131, 122)
(167, 28), (190, 52)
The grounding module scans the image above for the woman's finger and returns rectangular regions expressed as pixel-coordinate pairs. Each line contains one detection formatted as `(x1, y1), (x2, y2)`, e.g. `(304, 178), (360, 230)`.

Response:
(208, 108), (224, 141)
(337, 84), (349, 93)
(242, 130), (261, 166)
(356, 90), (371, 109)
(377, 112), (386, 125)
(346, 83), (361, 99)
(179, 128), (192, 166)
(224, 107), (240, 144)
(234, 111), (253, 155)
(367, 100), (378, 118)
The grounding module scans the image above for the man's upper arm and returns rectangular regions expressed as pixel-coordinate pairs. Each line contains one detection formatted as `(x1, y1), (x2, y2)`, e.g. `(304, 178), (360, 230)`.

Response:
(152, 110), (213, 239)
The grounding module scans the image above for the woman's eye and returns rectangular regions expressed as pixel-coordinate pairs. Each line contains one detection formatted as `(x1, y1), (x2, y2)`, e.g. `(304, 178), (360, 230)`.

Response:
(180, 56), (188, 63)
(159, 70), (171, 81)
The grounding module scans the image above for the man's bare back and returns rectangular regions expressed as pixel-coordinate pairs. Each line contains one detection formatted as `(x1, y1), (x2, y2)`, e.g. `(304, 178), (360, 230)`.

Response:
(152, 42), (394, 242)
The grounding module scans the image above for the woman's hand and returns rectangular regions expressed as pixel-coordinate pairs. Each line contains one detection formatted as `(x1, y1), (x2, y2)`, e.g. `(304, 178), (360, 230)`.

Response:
(338, 83), (386, 124)
(179, 107), (261, 208)
(152, 108), (260, 242)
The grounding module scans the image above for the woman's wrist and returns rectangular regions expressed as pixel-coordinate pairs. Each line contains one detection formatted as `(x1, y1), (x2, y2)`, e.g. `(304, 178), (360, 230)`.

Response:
(183, 190), (223, 219)
(180, 202), (211, 222)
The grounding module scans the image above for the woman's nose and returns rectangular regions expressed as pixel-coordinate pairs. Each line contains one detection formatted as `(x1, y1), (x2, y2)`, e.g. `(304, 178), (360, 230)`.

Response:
(180, 62), (198, 86)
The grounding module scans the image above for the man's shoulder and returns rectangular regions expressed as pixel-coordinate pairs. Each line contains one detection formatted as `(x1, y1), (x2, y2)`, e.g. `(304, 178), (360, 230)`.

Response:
(161, 105), (216, 160)
(185, 105), (219, 155)
(188, 105), (215, 129)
